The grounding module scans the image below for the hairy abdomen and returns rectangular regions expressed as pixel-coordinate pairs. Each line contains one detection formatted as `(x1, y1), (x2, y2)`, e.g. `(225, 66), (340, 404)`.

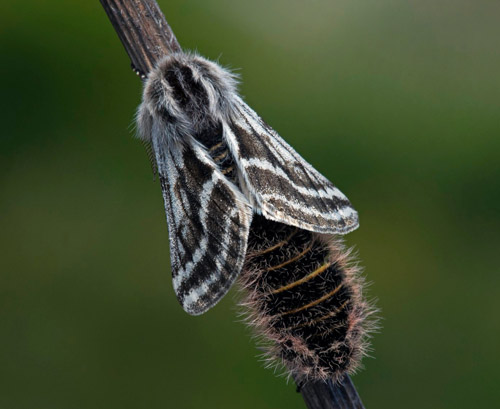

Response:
(239, 215), (373, 381)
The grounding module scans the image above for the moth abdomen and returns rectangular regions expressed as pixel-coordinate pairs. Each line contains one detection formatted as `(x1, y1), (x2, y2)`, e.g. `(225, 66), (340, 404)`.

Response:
(206, 139), (238, 181)
(239, 215), (375, 381)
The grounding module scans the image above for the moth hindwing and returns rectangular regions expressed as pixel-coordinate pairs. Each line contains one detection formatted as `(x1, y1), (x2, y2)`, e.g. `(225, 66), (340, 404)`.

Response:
(137, 52), (358, 314)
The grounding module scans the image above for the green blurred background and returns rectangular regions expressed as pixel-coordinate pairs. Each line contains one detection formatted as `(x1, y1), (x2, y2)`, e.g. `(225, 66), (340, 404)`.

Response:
(1, 1), (499, 408)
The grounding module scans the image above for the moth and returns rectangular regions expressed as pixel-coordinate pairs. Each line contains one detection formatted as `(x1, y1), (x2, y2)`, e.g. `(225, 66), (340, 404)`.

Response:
(137, 52), (359, 316)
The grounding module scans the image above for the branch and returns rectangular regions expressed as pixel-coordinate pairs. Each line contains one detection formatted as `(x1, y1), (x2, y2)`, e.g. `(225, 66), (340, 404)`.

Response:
(100, 0), (180, 76)
(296, 374), (366, 409)
(99, 1), (366, 408)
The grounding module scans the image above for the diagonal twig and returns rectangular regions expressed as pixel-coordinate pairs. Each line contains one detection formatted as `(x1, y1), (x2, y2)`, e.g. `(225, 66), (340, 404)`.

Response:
(100, 0), (180, 76)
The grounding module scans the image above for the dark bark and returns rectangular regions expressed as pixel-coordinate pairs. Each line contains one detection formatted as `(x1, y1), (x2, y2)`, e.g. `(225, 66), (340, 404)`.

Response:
(297, 375), (366, 409)
(100, 0), (180, 76)
(99, 1), (366, 408)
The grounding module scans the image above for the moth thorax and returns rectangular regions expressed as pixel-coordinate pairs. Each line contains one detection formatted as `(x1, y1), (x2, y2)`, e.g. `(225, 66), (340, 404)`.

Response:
(238, 215), (374, 381)
(146, 54), (237, 135)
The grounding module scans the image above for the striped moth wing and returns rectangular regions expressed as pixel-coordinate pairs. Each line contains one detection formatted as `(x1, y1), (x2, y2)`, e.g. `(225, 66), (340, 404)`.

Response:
(152, 136), (253, 315)
(224, 97), (359, 235)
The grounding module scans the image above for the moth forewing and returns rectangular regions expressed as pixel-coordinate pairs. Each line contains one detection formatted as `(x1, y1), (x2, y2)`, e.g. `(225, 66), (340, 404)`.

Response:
(223, 98), (359, 235)
(150, 132), (252, 315)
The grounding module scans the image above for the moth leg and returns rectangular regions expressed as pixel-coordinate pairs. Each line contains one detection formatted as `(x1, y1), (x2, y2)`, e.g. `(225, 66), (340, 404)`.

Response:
(131, 63), (147, 80)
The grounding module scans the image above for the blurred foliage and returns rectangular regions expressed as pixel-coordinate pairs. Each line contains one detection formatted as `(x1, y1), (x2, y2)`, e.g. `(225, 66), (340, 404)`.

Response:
(1, 1), (499, 408)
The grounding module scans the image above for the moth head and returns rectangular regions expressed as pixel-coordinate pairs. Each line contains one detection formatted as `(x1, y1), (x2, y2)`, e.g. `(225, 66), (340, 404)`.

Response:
(138, 52), (239, 143)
